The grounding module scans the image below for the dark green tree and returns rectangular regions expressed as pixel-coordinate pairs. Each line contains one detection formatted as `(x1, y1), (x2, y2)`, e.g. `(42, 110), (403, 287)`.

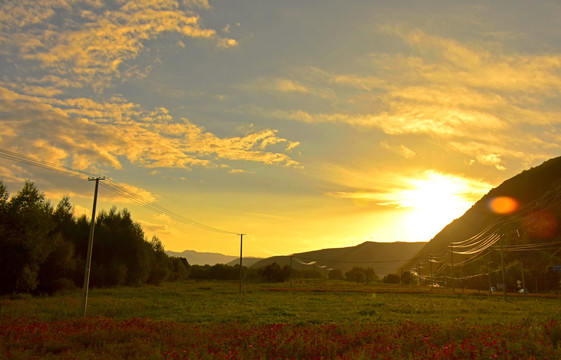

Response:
(328, 268), (344, 280)
(259, 262), (290, 282)
(383, 273), (400, 284)
(1, 181), (54, 293)
(345, 267), (367, 283)
(401, 271), (414, 285)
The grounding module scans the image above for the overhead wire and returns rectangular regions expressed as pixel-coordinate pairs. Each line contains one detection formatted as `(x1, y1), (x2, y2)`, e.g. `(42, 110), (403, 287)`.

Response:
(0, 147), (239, 235)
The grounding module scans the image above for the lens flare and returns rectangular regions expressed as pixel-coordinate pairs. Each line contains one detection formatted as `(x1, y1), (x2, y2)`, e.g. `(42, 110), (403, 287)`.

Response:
(522, 210), (559, 239)
(488, 196), (519, 214)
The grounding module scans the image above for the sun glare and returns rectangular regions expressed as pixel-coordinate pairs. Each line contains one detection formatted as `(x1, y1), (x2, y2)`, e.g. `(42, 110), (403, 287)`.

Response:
(397, 172), (479, 240)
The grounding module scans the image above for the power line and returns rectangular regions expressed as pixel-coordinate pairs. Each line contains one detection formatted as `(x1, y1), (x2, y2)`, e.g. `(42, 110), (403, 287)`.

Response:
(0, 147), (239, 235)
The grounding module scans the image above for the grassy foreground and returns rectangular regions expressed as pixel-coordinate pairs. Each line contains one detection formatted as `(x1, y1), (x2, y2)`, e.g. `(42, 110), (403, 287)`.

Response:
(2, 281), (561, 359)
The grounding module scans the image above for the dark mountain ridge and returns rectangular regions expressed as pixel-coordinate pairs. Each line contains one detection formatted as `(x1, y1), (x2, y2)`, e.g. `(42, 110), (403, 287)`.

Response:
(166, 250), (239, 266)
(405, 156), (561, 291)
(409, 156), (561, 264)
(251, 241), (426, 277)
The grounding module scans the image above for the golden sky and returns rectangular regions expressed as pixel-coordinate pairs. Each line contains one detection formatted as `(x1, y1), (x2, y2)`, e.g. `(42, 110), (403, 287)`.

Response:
(1, 0), (561, 256)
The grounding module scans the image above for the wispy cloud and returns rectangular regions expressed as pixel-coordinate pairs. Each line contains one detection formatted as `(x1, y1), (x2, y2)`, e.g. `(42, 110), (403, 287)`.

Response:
(259, 27), (561, 170)
(1, 0), (236, 92)
(0, 86), (300, 172)
(327, 169), (492, 209)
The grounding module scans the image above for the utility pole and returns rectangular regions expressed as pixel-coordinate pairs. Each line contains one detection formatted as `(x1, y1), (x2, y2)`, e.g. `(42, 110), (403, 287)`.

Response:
(521, 262), (526, 296)
(450, 243), (455, 293)
(313, 263), (316, 284)
(429, 255), (434, 290)
(499, 221), (507, 301)
(82, 176), (104, 316)
(488, 249), (492, 296)
(289, 255), (293, 288)
(238, 233), (245, 294)
(417, 260), (422, 287)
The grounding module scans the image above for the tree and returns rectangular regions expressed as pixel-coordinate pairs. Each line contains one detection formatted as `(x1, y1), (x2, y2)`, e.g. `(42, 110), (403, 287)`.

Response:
(0, 181), (55, 293)
(401, 271), (414, 285)
(259, 262), (290, 282)
(168, 257), (189, 281)
(0, 180), (194, 294)
(147, 236), (170, 285)
(328, 268), (344, 280)
(92, 207), (151, 286)
(383, 273), (400, 284)
(365, 267), (378, 283)
(346, 267), (367, 283)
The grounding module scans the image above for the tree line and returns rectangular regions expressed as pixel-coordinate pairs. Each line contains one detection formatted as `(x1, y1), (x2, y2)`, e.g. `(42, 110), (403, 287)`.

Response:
(0, 181), (189, 295)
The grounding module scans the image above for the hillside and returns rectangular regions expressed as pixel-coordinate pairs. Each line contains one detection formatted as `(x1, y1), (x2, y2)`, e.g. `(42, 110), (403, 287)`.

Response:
(251, 241), (426, 277)
(226, 257), (263, 268)
(166, 250), (239, 266)
(405, 156), (561, 291)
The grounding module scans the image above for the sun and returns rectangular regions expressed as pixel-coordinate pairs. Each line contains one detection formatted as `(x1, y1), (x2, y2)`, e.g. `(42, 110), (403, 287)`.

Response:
(397, 171), (479, 240)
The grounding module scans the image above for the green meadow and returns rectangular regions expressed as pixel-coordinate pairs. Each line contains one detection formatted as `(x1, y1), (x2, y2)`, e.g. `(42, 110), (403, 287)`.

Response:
(2, 281), (561, 326)
(3, 282), (561, 359)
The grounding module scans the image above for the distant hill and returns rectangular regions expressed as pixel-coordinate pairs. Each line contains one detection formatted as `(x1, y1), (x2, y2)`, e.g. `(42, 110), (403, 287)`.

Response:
(250, 241), (426, 277)
(226, 257), (263, 268)
(405, 156), (561, 287)
(166, 250), (238, 266)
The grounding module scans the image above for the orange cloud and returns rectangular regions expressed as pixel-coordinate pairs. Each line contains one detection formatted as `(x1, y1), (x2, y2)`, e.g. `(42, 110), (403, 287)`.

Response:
(3, 0), (236, 91)
(0, 86), (300, 173)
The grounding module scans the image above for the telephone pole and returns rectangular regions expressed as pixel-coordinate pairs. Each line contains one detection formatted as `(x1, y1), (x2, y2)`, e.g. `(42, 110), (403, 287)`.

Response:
(417, 260), (422, 287)
(238, 233), (245, 294)
(82, 176), (104, 316)
(429, 255), (434, 290)
(488, 249), (493, 296)
(450, 243), (455, 293)
(499, 221), (507, 301)
(289, 255), (293, 288)
(521, 262), (526, 296)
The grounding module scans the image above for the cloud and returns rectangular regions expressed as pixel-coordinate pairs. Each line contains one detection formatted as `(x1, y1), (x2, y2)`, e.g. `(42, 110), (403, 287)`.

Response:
(380, 142), (416, 159)
(0, 86), (300, 173)
(275, 79), (309, 93)
(217, 38), (239, 48)
(261, 28), (561, 169)
(1, 0), (236, 92)
(137, 219), (174, 237)
(327, 169), (492, 209)
(273, 107), (503, 139)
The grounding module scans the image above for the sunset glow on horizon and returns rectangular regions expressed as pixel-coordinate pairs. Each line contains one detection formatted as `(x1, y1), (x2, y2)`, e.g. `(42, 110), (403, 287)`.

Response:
(1, 0), (561, 257)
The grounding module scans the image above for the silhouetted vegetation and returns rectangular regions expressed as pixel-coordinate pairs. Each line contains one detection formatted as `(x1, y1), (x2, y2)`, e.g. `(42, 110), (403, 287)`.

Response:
(345, 266), (378, 283)
(0, 181), (189, 295)
(382, 273), (400, 284)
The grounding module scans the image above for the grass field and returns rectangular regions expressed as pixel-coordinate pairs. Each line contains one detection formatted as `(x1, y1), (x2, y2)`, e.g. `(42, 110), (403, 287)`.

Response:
(2, 281), (561, 359)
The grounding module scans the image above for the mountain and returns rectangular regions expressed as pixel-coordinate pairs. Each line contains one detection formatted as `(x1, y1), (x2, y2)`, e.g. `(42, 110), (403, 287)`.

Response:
(166, 250), (239, 266)
(405, 156), (561, 285)
(226, 257), (263, 267)
(250, 241), (427, 277)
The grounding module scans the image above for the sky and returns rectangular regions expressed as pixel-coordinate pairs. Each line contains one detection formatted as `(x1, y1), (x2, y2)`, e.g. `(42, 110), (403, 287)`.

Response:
(1, 0), (561, 257)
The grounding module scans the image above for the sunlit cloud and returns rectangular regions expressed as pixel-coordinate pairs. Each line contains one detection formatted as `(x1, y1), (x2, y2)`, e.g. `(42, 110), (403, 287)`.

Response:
(217, 38), (239, 48)
(137, 219), (175, 237)
(259, 26), (561, 170)
(380, 142), (416, 159)
(1, 0), (236, 92)
(328, 170), (492, 214)
(0, 164), (27, 184)
(0, 86), (300, 173)
(275, 79), (309, 93)
(73, 204), (90, 219)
